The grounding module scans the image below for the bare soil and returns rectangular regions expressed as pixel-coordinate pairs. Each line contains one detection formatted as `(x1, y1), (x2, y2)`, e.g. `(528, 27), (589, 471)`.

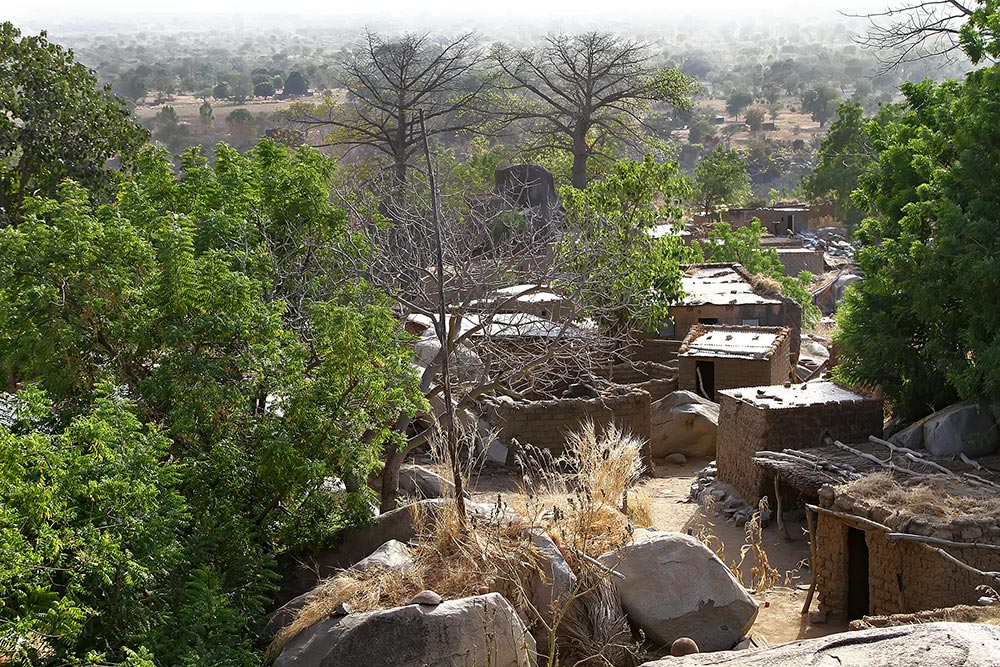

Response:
(458, 456), (848, 646)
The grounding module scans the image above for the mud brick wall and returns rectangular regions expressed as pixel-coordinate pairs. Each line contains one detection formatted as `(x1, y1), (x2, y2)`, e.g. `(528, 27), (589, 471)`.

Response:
(776, 249), (824, 277)
(479, 389), (651, 463)
(814, 507), (1000, 621)
(593, 362), (678, 401)
(669, 302), (802, 361)
(716, 392), (883, 504)
(678, 337), (790, 396)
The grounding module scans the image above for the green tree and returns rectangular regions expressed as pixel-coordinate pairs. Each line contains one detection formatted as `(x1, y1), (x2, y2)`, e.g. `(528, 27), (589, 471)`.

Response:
(494, 32), (696, 189)
(253, 80), (276, 98)
(692, 146), (752, 213)
(0, 22), (148, 225)
(199, 100), (214, 129)
(744, 105), (766, 133)
(801, 84), (841, 127)
(0, 141), (426, 663)
(283, 70), (309, 96)
(557, 155), (693, 334)
(726, 88), (754, 120)
(835, 69), (1000, 418)
(803, 102), (874, 229)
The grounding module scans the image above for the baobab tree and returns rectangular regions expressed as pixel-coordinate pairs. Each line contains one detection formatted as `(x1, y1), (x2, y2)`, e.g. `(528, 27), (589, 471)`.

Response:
(285, 31), (492, 183)
(493, 32), (696, 189)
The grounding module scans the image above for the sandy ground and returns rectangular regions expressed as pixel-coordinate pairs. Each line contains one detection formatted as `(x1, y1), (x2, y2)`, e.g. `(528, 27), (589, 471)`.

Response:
(456, 456), (847, 647)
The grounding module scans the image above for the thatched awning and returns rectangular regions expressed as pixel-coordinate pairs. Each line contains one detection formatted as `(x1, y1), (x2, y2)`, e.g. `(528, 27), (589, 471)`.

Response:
(753, 440), (1000, 501)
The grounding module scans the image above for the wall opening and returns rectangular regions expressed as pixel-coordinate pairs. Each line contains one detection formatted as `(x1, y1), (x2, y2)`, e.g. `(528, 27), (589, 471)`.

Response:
(698, 317), (719, 325)
(847, 527), (870, 620)
(695, 360), (716, 401)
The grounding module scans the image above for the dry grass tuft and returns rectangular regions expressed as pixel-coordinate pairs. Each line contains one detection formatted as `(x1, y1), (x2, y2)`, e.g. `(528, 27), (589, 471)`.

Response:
(750, 273), (784, 296)
(839, 472), (1000, 524)
(729, 498), (780, 593)
(271, 420), (651, 662)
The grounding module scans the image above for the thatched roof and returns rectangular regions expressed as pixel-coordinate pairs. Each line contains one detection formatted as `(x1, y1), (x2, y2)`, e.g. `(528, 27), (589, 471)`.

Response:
(754, 439), (1000, 501)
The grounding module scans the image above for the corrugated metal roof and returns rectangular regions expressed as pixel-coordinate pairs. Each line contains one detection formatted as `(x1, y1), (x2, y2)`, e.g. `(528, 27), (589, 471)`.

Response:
(680, 325), (787, 360)
(678, 265), (782, 306)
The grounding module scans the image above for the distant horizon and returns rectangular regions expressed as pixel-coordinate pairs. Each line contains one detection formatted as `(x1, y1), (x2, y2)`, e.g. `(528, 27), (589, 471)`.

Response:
(8, 0), (891, 30)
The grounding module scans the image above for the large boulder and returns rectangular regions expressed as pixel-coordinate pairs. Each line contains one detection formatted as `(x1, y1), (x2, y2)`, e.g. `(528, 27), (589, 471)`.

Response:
(600, 532), (757, 652)
(266, 540), (415, 640)
(650, 391), (719, 459)
(494, 163), (558, 229)
(525, 529), (576, 619)
(399, 464), (464, 500)
(638, 621), (1000, 666)
(273, 592), (536, 667)
(890, 401), (1000, 458)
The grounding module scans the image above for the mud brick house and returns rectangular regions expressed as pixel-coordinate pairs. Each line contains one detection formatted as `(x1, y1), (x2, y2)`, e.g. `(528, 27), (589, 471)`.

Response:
(677, 325), (791, 401)
(466, 284), (576, 322)
(715, 381), (882, 504)
(692, 203), (838, 235)
(654, 263), (802, 362)
(752, 440), (1000, 622)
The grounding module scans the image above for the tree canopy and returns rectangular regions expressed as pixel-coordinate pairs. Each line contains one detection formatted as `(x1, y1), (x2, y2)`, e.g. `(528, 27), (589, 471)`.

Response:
(835, 68), (1000, 419)
(691, 146), (752, 213)
(494, 32), (696, 189)
(0, 22), (149, 225)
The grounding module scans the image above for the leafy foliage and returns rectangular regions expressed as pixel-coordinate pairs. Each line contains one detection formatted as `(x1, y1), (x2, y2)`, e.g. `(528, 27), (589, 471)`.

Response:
(803, 102), (873, 229)
(0, 141), (425, 664)
(557, 155), (693, 334)
(0, 22), (149, 224)
(835, 67), (1000, 418)
(692, 146), (752, 213)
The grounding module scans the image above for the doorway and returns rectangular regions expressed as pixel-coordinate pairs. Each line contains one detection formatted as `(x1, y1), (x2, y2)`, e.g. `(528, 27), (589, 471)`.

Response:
(846, 527), (870, 620)
(695, 360), (716, 401)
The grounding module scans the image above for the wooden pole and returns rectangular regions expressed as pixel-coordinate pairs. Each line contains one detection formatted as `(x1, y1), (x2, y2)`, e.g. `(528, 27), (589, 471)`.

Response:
(801, 506), (818, 614)
(774, 475), (791, 541)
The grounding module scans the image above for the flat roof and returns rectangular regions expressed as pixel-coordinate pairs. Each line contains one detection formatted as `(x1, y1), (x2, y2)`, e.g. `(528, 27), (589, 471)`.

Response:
(719, 380), (872, 408)
(679, 325), (789, 361)
(677, 264), (782, 307)
(776, 248), (822, 255)
(406, 312), (584, 340)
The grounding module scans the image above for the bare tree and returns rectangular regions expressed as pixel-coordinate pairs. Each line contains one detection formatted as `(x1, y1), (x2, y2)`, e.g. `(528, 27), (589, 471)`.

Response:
(493, 32), (696, 189)
(852, 0), (994, 72)
(285, 31), (492, 183)
(331, 155), (661, 511)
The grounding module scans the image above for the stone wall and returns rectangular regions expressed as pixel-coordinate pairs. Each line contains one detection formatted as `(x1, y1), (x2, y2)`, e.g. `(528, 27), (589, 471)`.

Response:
(479, 388), (651, 464)
(716, 391), (883, 504)
(813, 508), (1000, 621)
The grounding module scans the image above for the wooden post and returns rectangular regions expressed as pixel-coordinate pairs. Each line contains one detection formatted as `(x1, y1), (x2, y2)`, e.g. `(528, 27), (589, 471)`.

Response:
(774, 475), (791, 541)
(802, 506), (818, 614)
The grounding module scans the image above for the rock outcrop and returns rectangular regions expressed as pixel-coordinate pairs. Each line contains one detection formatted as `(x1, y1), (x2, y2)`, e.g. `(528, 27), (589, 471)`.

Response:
(600, 532), (757, 652)
(638, 622), (1000, 666)
(890, 401), (999, 458)
(272, 592), (536, 667)
(649, 391), (719, 459)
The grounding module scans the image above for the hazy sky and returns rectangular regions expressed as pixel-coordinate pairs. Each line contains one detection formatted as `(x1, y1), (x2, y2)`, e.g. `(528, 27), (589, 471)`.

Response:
(12, 0), (890, 21)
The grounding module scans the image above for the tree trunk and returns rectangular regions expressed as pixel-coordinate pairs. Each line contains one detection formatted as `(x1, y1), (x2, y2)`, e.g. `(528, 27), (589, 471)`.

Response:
(570, 124), (590, 189)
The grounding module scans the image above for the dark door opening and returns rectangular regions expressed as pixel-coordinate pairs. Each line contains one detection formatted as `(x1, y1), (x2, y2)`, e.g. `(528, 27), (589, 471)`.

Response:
(847, 527), (870, 620)
(695, 360), (716, 401)
(698, 317), (719, 325)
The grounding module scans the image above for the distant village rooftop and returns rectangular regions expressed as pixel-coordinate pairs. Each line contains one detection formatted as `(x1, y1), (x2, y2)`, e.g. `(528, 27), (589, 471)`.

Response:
(679, 324), (790, 361)
(679, 263), (783, 307)
(721, 380), (872, 409)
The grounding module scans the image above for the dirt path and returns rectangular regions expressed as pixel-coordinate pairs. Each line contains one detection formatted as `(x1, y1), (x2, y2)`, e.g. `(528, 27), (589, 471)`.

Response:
(459, 457), (847, 646)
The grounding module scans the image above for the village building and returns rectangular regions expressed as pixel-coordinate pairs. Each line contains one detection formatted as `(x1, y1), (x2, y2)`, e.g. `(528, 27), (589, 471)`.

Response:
(640, 263), (802, 364)
(465, 284), (576, 321)
(692, 202), (838, 235)
(775, 248), (825, 277)
(677, 324), (791, 401)
(715, 381), (883, 504)
(753, 440), (1000, 622)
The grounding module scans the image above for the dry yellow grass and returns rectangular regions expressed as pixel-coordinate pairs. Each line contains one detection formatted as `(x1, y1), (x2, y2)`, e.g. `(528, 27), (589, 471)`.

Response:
(839, 472), (1000, 524)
